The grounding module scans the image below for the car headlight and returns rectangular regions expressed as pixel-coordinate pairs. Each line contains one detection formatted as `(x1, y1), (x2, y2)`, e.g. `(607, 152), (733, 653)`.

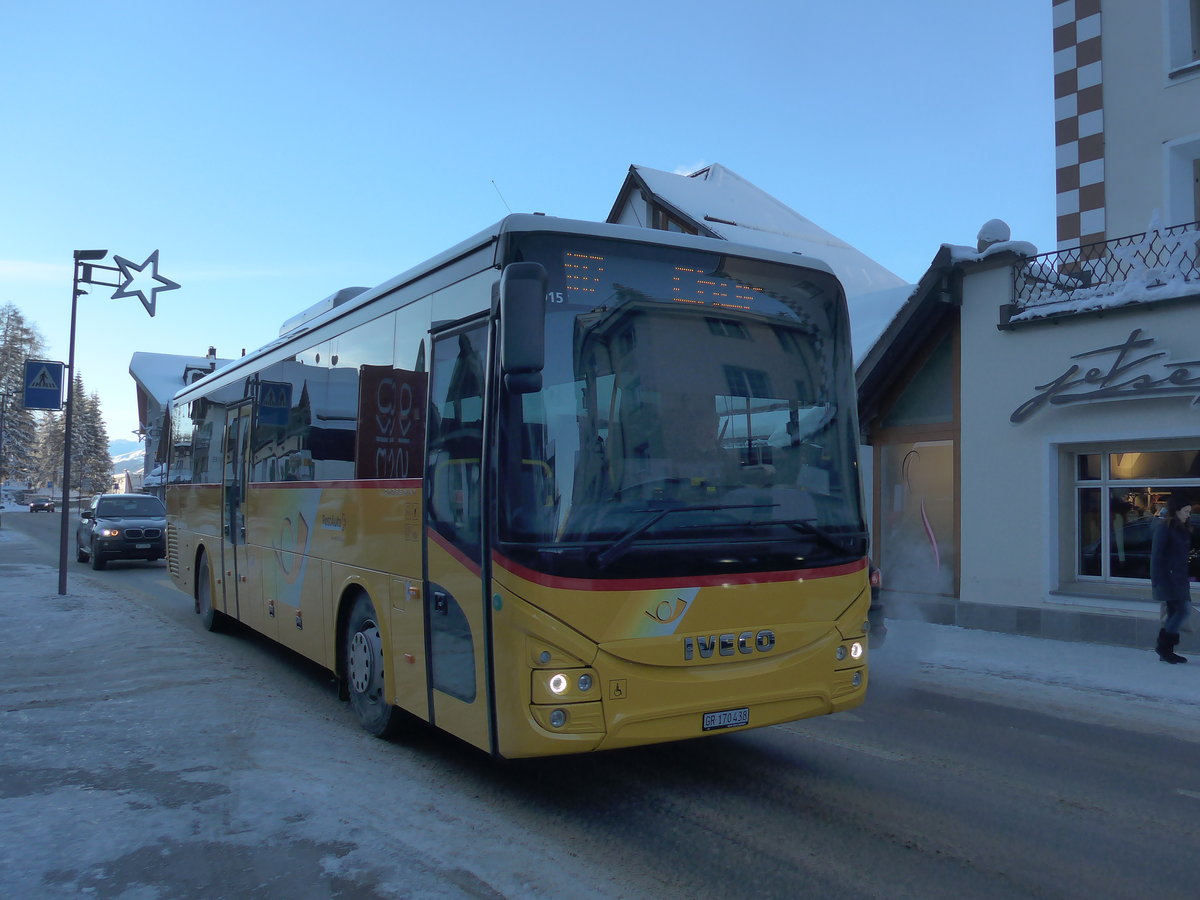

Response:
(100, 527), (121, 537)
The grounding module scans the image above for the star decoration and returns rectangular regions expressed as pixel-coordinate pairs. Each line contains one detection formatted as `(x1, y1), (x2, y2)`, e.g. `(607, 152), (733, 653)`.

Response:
(112, 249), (180, 317)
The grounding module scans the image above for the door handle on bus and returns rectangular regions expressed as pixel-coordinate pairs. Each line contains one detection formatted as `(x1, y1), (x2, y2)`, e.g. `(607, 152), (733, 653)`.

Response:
(433, 591), (448, 615)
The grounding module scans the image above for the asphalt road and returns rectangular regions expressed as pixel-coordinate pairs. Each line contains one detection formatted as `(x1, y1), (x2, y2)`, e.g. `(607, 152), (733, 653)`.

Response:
(3, 508), (1198, 899)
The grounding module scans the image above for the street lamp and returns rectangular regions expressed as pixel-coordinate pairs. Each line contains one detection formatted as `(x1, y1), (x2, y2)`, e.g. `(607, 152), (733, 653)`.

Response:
(57, 250), (109, 592)
(55, 248), (179, 594)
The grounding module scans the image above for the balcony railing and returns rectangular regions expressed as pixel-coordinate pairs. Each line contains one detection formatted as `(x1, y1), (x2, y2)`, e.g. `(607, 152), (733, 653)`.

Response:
(1006, 219), (1200, 326)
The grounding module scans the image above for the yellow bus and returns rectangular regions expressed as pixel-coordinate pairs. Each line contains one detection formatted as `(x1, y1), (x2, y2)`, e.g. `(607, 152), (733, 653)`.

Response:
(164, 215), (871, 758)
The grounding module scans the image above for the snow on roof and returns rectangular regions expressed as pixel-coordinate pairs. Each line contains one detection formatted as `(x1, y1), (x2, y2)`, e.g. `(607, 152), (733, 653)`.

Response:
(128, 352), (233, 406)
(849, 282), (920, 365)
(626, 164), (909, 299)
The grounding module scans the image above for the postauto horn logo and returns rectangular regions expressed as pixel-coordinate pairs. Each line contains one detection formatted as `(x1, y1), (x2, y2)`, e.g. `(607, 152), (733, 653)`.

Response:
(683, 629), (776, 661)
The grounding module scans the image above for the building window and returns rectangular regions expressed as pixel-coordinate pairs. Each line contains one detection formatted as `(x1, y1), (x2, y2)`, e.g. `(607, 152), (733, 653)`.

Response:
(1164, 133), (1200, 224)
(706, 317), (750, 339)
(723, 365), (771, 399)
(650, 205), (697, 234)
(1166, 0), (1200, 75)
(1074, 449), (1200, 583)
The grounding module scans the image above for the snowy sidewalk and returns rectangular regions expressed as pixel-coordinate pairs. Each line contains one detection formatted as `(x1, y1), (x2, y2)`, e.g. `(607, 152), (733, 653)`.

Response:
(874, 615), (1200, 742)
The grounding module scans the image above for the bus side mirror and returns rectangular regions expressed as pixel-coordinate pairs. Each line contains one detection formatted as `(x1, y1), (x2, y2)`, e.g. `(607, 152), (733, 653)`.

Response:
(499, 262), (547, 394)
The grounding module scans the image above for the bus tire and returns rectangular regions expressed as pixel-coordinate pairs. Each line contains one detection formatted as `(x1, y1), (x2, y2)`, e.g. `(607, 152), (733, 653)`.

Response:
(195, 552), (225, 633)
(343, 592), (404, 738)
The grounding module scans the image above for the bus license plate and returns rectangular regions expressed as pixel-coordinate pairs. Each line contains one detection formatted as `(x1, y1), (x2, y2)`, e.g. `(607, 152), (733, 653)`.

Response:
(135, 543), (152, 549)
(703, 707), (749, 731)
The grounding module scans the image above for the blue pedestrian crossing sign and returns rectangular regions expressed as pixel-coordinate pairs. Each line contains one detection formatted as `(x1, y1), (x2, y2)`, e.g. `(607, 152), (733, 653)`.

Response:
(258, 380), (292, 427)
(23, 359), (65, 410)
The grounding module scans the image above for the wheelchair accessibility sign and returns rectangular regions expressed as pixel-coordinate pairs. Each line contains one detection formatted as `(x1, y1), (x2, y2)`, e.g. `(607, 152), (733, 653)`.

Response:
(23, 359), (65, 410)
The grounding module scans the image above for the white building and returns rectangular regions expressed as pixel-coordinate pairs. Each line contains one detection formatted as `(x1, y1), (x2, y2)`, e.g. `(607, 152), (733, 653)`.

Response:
(128, 348), (233, 493)
(858, 0), (1200, 648)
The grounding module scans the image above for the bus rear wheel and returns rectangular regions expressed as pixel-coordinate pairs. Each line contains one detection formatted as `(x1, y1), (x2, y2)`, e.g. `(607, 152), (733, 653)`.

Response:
(344, 592), (404, 738)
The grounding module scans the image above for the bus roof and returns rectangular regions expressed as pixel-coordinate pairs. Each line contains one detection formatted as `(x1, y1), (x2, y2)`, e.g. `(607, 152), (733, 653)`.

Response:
(172, 213), (838, 406)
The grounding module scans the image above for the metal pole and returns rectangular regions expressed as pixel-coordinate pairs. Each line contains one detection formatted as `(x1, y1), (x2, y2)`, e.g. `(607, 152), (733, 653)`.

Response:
(57, 263), (82, 595)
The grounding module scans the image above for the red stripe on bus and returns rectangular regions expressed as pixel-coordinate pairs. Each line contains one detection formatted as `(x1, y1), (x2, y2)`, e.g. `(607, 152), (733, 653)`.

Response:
(427, 528), (484, 577)
(491, 551), (866, 592)
(241, 479), (424, 490)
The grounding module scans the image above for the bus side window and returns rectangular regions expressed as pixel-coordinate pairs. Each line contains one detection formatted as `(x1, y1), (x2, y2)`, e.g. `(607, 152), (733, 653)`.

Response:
(427, 325), (487, 562)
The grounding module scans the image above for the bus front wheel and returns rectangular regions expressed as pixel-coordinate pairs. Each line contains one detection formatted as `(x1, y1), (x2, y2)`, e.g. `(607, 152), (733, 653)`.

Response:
(195, 553), (226, 633)
(343, 592), (404, 738)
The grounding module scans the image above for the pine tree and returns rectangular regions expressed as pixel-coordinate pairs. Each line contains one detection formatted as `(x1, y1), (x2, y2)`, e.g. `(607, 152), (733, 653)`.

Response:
(0, 303), (48, 486)
(64, 374), (113, 500)
(81, 388), (112, 495)
(30, 412), (64, 492)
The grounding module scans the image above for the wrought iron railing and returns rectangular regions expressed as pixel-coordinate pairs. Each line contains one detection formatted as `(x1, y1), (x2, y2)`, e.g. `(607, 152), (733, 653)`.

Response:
(1009, 219), (1200, 322)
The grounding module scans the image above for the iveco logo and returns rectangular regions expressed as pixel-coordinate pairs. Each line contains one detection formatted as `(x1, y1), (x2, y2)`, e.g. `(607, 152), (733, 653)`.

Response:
(684, 630), (776, 660)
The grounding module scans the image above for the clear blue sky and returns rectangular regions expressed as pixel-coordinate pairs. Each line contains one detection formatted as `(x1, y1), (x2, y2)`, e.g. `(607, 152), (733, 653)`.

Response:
(0, 0), (1054, 442)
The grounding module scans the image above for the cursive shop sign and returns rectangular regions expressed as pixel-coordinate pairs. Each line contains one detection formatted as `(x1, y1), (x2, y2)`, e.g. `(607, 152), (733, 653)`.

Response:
(1011, 328), (1200, 423)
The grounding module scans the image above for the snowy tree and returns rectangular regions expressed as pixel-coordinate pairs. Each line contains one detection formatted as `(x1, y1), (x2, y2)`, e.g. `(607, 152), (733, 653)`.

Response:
(0, 303), (49, 487)
(29, 412), (64, 491)
(78, 385), (112, 495)
(0, 303), (48, 486)
(66, 374), (113, 499)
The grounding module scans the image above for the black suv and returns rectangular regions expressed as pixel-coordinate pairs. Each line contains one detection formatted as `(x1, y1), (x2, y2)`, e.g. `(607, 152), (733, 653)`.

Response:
(76, 493), (167, 570)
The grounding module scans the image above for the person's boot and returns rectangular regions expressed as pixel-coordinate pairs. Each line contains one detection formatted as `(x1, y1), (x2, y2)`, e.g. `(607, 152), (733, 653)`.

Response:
(1157, 629), (1187, 664)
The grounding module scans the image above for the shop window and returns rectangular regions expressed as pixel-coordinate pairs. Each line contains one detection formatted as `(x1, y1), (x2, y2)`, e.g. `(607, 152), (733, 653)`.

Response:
(1073, 448), (1200, 583)
(878, 440), (957, 597)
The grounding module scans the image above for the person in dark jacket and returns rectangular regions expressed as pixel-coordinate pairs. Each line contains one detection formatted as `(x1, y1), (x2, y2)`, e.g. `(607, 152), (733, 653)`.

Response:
(1151, 495), (1193, 664)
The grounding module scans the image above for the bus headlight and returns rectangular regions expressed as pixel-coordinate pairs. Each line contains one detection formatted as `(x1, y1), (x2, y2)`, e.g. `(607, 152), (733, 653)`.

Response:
(532, 668), (599, 703)
(549, 709), (567, 728)
(850, 641), (864, 660)
(835, 645), (847, 661)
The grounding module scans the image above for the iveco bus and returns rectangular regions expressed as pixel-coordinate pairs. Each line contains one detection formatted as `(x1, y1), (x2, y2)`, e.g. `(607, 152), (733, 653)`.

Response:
(164, 215), (871, 758)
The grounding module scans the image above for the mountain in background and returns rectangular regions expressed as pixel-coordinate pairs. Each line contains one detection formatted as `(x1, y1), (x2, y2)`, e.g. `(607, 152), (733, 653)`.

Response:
(109, 439), (145, 475)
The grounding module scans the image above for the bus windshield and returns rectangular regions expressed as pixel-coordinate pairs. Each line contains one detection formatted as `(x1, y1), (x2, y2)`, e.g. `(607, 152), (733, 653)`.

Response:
(498, 233), (866, 579)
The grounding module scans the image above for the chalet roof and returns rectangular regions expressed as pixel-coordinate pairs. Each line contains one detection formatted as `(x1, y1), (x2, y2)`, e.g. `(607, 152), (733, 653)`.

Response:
(128, 351), (235, 431)
(607, 164), (908, 301)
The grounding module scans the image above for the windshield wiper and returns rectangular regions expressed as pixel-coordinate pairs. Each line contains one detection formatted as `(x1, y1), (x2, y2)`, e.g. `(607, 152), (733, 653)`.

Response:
(595, 502), (773, 569)
(786, 519), (868, 556)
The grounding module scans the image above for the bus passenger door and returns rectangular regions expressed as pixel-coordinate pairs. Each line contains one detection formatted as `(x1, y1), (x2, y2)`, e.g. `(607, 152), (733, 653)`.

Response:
(424, 321), (493, 753)
(221, 402), (267, 635)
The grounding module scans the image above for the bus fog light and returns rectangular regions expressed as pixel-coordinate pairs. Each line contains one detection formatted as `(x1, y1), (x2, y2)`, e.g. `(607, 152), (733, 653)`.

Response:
(850, 641), (864, 660)
(549, 708), (567, 728)
(835, 645), (847, 661)
(852, 672), (862, 687)
(549, 673), (568, 695)
(577, 674), (593, 692)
